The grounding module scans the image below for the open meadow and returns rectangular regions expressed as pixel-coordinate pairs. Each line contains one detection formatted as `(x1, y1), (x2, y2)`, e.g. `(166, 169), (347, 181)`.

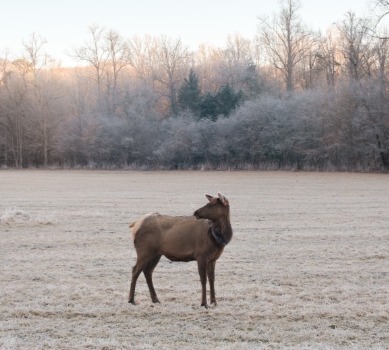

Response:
(0, 170), (388, 349)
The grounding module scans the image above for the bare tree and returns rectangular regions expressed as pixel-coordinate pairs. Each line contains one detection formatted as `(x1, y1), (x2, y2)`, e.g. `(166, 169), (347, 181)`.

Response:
(194, 39), (260, 97)
(22, 33), (49, 76)
(153, 37), (191, 115)
(298, 39), (322, 89)
(337, 12), (373, 81)
(128, 35), (157, 85)
(73, 24), (109, 104)
(372, 32), (389, 95)
(105, 30), (130, 115)
(23, 35), (64, 167)
(369, 33), (389, 167)
(373, 0), (389, 25)
(0, 35), (49, 167)
(0, 59), (29, 167)
(258, 0), (315, 91)
(224, 34), (253, 66)
(194, 44), (224, 92)
(222, 34), (260, 94)
(319, 29), (342, 88)
(129, 36), (191, 116)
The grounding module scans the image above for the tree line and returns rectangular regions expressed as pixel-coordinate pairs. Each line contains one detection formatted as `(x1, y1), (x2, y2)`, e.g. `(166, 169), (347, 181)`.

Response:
(0, 0), (388, 170)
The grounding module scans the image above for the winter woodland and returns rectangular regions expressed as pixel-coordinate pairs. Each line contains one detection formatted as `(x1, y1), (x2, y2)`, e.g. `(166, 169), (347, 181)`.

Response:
(1, 0), (389, 171)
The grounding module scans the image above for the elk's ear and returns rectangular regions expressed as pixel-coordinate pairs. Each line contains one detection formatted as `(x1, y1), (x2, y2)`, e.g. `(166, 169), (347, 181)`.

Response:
(205, 194), (214, 202)
(218, 193), (229, 206)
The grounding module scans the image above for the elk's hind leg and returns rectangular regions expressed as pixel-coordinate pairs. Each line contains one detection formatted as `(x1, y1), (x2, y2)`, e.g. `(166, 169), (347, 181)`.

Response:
(143, 255), (162, 303)
(129, 262), (142, 304)
(129, 254), (159, 304)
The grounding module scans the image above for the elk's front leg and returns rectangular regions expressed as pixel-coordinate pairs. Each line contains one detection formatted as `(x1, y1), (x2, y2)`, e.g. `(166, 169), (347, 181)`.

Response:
(197, 258), (208, 308)
(207, 261), (216, 305)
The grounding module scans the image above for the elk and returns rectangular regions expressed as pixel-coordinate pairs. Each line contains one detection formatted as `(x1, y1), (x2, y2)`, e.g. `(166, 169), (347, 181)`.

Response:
(128, 193), (232, 308)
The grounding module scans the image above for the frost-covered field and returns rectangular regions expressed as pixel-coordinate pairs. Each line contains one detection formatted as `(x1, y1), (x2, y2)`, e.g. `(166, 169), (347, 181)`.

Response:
(1, 170), (388, 349)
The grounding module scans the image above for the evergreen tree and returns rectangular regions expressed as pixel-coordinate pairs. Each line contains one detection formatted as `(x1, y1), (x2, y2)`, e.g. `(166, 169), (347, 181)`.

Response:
(178, 69), (201, 116)
(198, 92), (220, 121)
(179, 70), (242, 120)
(197, 85), (243, 120)
(215, 85), (243, 117)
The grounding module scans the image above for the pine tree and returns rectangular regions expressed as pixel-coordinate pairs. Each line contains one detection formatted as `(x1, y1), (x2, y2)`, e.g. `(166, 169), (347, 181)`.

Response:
(178, 69), (201, 116)
(215, 85), (243, 117)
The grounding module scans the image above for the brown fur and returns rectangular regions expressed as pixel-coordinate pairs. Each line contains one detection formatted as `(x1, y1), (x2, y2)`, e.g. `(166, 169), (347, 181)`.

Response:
(129, 213), (156, 240)
(128, 193), (232, 308)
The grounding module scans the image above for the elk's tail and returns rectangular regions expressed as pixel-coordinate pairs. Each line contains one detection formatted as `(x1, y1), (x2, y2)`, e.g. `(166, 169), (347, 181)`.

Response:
(129, 213), (154, 241)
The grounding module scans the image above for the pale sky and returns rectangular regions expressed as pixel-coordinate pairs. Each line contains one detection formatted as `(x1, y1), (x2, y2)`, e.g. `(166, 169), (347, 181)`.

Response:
(0, 0), (383, 67)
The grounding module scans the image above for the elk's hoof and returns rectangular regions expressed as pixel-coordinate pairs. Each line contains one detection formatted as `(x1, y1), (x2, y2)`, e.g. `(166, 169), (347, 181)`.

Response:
(201, 303), (209, 309)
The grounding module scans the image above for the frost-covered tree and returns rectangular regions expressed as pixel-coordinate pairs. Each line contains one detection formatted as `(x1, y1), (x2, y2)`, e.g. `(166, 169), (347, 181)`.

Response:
(258, 0), (315, 91)
(73, 25), (109, 106)
(337, 12), (373, 82)
(129, 36), (191, 116)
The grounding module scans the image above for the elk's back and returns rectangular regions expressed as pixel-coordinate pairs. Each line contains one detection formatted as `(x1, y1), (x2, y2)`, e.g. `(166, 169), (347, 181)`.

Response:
(130, 213), (210, 261)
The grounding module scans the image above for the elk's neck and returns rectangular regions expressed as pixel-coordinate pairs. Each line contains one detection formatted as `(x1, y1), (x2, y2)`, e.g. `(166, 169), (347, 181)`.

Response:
(208, 215), (233, 247)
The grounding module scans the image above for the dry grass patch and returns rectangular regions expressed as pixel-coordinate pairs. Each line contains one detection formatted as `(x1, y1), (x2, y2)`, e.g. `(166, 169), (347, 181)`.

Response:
(0, 170), (388, 349)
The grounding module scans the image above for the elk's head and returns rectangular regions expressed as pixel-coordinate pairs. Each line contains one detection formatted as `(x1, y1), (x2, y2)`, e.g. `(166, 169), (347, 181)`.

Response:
(194, 193), (230, 221)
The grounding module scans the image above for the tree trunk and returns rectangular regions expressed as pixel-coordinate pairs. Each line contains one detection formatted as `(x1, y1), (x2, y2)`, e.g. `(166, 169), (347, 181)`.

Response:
(376, 134), (389, 169)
